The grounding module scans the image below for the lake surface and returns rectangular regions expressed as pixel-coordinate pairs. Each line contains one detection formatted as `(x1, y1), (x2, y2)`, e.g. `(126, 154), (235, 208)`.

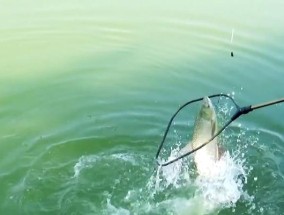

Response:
(1, 1), (284, 214)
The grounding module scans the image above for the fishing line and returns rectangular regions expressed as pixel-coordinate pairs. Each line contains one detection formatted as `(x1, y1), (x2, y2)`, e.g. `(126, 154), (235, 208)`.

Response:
(230, 28), (234, 57)
(156, 94), (284, 166)
(230, 29), (234, 44)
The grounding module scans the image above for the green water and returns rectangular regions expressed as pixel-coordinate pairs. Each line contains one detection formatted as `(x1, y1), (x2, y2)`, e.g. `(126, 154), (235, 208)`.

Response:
(1, 0), (284, 214)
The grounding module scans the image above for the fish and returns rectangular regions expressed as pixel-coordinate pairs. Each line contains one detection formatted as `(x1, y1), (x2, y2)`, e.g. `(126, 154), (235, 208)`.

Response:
(180, 96), (220, 177)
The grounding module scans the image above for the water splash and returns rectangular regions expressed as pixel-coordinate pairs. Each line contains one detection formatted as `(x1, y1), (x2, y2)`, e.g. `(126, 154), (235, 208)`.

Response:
(148, 147), (192, 192)
(73, 152), (138, 178)
(73, 155), (98, 178)
(147, 147), (253, 214)
(194, 151), (249, 211)
(144, 97), (257, 214)
(104, 198), (130, 215)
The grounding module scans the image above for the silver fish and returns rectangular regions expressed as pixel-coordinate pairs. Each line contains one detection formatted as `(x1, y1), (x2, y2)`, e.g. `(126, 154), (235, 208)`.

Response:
(180, 97), (220, 176)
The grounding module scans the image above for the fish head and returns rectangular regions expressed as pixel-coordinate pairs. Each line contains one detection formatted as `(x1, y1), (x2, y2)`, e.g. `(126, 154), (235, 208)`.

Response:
(199, 96), (216, 122)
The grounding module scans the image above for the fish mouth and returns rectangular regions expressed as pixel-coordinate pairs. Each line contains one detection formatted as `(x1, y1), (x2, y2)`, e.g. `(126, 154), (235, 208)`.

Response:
(203, 96), (212, 108)
(199, 96), (215, 121)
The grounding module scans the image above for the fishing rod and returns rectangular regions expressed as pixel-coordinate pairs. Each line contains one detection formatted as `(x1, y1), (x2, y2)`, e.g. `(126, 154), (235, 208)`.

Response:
(156, 94), (284, 167)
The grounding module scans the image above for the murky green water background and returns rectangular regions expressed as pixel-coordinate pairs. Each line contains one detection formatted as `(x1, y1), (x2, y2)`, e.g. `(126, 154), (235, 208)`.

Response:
(1, 0), (284, 214)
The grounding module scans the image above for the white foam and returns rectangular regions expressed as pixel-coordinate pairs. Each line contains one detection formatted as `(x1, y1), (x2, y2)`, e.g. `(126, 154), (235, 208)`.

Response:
(160, 148), (184, 187)
(73, 155), (98, 178)
(105, 198), (130, 215)
(148, 148), (192, 193)
(149, 149), (252, 214)
(73, 153), (137, 178)
(158, 196), (206, 215)
(195, 152), (248, 211)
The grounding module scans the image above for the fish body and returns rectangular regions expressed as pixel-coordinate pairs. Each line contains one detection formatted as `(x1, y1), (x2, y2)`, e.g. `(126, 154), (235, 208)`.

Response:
(181, 97), (219, 177)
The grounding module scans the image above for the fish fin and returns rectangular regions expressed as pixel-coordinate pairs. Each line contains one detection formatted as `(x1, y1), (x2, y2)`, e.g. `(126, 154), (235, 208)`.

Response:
(217, 146), (225, 159)
(211, 119), (216, 137)
(179, 142), (193, 156)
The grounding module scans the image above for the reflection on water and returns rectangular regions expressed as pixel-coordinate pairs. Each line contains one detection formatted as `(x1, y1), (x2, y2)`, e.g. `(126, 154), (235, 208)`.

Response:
(1, 0), (284, 214)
